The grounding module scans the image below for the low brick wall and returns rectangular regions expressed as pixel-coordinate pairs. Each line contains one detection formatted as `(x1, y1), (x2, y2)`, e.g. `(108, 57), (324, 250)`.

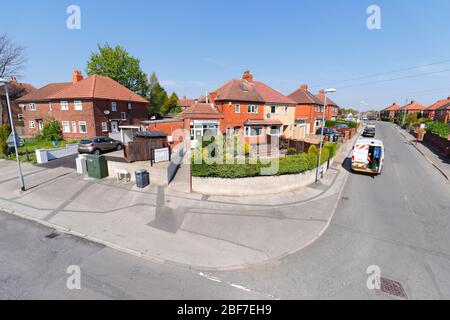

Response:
(423, 132), (450, 158)
(35, 144), (79, 164)
(192, 158), (334, 196)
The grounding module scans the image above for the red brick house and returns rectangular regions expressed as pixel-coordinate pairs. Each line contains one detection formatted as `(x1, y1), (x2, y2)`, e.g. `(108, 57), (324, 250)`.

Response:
(17, 71), (149, 140)
(288, 84), (323, 134)
(424, 98), (450, 120)
(209, 71), (296, 142)
(0, 77), (36, 128)
(398, 101), (426, 117)
(380, 103), (401, 118)
(315, 90), (340, 122)
(142, 102), (223, 148)
(434, 102), (450, 123)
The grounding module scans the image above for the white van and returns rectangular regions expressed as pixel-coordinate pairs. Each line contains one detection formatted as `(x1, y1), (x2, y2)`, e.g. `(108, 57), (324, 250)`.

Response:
(351, 138), (384, 175)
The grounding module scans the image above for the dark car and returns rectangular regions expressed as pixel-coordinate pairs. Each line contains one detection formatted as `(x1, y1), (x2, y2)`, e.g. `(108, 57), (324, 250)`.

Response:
(362, 127), (376, 138)
(316, 128), (340, 136)
(78, 137), (123, 155)
(335, 124), (349, 129)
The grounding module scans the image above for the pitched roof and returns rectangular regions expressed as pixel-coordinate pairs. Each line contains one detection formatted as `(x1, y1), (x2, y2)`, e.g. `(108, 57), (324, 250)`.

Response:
(0, 80), (36, 98)
(400, 101), (426, 111)
(383, 103), (401, 111)
(17, 83), (71, 102)
(213, 71), (295, 104)
(427, 98), (450, 111)
(178, 98), (196, 108)
(47, 75), (148, 103)
(436, 102), (450, 111)
(315, 92), (340, 108)
(181, 102), (224, 119)
(288, 85), (322, 105)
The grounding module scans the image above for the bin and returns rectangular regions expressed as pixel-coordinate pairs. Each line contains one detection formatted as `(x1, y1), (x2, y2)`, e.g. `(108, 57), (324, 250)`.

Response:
(135, 170), (150, 188)
(86, 155), (108, 179)
(76, 156), (87, 175)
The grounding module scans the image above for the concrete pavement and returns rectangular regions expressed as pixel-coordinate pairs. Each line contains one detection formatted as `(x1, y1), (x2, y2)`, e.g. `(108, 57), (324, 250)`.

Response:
(0, 135), (355, 271)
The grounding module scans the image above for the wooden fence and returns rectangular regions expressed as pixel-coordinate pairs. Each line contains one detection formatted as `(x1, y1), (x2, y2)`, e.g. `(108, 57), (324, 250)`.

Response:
(124, 139), (165, 162)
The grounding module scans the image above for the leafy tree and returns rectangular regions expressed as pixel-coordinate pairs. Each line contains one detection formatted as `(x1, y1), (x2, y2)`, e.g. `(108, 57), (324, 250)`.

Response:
(161, 92), (180, 115)
(87, 44), (149, 96)
(40, 120), (63, 142)
(148, 72), (168, 116)
(0, 124), (11, 155)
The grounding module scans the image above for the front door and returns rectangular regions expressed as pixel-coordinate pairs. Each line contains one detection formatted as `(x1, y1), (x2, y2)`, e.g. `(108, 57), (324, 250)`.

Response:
(38, 120), (43, 131)
(111, 121), (119, 133)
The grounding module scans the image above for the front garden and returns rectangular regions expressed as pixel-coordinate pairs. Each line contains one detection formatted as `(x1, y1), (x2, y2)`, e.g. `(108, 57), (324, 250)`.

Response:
(0, 120), (79, 164)
(191, 135), (338, 179)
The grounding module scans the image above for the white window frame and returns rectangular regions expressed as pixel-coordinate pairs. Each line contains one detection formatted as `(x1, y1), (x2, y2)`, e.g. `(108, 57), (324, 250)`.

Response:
(62, 121), (70, 133)
(128, 102), (132, 110)
(111, 102), (117, 112)
(29, 120), (35, 129)
(74, 100), (83, 111)
(60, 101), (69, 111)
(269, 125), (281, 136)
(244, 126), (263, 137)
(235, 104), (240, 114)
(29, 103), (36, 111)
(78, 121), (87, 134)
(270, 106), (277, 114)
(121, 112), (127, 120)
(248, 105), (258, 114)
(19, 104), (25, 109)
(72, 121), (77, 133)
(101, 122), (108, 132)
(17, 114), (24, 120)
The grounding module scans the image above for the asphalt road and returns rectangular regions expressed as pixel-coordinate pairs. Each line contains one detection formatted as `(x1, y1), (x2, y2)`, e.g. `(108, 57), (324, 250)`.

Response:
(1, 122), (450, 299)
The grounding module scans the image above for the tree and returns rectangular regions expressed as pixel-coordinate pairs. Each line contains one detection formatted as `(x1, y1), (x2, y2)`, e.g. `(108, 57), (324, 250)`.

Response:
(161, 92), (181, 115)
(0, 34), (26, 126)
(0, 125), (11, 155)
(147, 72), (168, 117)
(87, 44), (149, 96)
(40, 120), (63, 142)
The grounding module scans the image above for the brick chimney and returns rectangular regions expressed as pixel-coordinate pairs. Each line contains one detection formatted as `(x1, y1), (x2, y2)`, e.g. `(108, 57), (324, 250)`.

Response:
(72, 70), (84, 84)
(300, 84), (308, 90)
(242, 70), (254, 82)
(9, 76), (17, 83)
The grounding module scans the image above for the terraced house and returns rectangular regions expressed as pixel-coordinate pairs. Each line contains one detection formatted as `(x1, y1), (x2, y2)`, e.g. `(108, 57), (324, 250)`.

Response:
(17, 71), (149, 140)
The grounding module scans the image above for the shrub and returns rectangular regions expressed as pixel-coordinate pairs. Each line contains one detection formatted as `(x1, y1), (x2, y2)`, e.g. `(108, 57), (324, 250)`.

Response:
(40, 120), (63, 141)
(325, 120), (336, 127)
(287, 147), (297, 155)
(426, 121), (450, 138)
(324, 142), (337, 158)
(0, 125), (12, 155)
(381, 117), (393, 122)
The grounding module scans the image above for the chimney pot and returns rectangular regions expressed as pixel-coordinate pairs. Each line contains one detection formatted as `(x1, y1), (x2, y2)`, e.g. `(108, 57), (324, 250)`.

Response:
(301, 84), (308, 90)
(242, 70), (254, 82)
(72, 70), (84, 84)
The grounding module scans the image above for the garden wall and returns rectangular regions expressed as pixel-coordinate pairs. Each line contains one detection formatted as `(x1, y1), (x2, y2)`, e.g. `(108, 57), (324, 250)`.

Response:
(35, 144), (79, 164)
(423, 132), (450, 158)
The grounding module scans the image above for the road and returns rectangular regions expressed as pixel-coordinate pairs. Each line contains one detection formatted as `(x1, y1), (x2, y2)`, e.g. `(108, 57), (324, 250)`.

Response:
(1, 122), (450, 299)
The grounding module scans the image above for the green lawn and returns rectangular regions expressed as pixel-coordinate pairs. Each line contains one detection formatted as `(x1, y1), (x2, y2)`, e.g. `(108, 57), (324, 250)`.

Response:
(4, 139), (79, 164)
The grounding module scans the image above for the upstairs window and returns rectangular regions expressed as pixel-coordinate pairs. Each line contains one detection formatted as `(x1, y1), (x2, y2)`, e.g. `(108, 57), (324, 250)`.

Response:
(270, 106), (277, 114)
(235, 104), (240, 114)
(121, 112), (127, 120)
(29, 103), (36, 111)
(74, 101), (83, 111)
(60, 101), (69, 111)
(248, 105), (258, 114)
(111, 102), (117, 112)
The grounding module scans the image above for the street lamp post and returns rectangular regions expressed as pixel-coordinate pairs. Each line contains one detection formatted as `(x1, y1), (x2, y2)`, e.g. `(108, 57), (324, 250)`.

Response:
(0, 78), (25, 191)
(316, 88), (336, 183)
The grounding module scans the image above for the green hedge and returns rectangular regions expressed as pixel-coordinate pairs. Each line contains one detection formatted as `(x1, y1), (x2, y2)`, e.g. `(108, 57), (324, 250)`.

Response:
(192, 142), (337, 179)
(426, 121), (450, 138)
(325, 120), (357, 128)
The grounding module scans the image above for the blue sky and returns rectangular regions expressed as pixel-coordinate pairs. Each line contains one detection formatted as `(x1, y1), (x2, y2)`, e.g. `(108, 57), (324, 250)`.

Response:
(2, 0), (450, 110)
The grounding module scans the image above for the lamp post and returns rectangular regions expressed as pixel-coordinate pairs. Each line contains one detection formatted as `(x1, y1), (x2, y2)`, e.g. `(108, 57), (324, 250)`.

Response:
(0, 78), (25, 191)
(316, 88), (336, 183)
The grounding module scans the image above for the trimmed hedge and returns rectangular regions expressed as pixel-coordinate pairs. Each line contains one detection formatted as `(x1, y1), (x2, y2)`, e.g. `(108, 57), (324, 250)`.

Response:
(192, 142), (337, 179)
(325, 120), (357, 128)
(426, 121), (450, 138)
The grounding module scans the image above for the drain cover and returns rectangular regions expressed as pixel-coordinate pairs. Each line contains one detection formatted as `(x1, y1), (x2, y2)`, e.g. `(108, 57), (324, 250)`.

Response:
(380, 277), (408, 299)
(45, 232), (60, 239)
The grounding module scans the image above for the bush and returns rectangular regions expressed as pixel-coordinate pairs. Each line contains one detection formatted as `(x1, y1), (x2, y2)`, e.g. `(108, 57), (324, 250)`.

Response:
(325, 120), (336, 127)
(0, 125), (12, 155)
(40, 120), (63, 142)
(381, 117), (393, 122)
(287, 147), (297, 155)
(324, 142), (337, 158)
(426, 121), (450, 138)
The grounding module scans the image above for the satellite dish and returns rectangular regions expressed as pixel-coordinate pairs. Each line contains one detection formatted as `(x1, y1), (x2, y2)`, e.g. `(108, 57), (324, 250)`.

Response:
(104, 110), (111, 115)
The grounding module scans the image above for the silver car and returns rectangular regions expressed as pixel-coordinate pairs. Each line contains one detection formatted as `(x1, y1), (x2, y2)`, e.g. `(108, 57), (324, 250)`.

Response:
(78, 137), (123, 155)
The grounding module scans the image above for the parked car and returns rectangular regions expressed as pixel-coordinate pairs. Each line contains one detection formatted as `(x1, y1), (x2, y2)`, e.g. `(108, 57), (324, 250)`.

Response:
(335, 124), (349, 129)
(362, 126), (376, 138)
(316, 127), (342, 142)
(78, 137), (123, 155)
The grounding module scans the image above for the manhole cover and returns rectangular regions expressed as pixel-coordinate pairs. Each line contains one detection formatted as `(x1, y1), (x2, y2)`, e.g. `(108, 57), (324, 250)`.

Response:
(45, 232), (60, 239)
(380, 277), (408, 299)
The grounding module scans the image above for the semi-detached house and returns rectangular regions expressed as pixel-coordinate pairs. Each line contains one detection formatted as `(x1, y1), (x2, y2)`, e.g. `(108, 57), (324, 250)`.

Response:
(17, 71), (149, 140)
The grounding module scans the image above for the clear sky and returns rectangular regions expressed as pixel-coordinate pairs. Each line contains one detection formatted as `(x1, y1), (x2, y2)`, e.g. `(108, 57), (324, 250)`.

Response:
(2, 0), (450, 110)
